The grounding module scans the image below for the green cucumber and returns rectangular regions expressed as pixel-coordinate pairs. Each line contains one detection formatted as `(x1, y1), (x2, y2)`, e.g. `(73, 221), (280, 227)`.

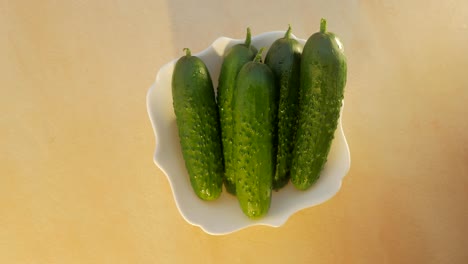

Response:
(172, 48), (223, 200)
(265, 25), (302, 190)
(291, 18), (347, 190)
(217, 28), (258, 195)
(232, 48), (277, 219)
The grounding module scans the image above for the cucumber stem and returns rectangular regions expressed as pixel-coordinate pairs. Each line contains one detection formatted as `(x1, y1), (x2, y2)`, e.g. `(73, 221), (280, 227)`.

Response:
(183, 48), (191, 57)
(320, 18), (327, 33)
(285, 24), (292, 39)
(245, 27), (252, 47)
(254, 47), (265, 63)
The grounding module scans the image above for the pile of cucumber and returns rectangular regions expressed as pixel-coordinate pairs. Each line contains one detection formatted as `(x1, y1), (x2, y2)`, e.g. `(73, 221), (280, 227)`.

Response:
(172, 19), (347, 219)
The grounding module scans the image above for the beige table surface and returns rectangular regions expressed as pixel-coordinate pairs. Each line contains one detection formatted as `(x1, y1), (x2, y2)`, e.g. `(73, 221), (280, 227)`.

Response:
(1, 1), (468, 263)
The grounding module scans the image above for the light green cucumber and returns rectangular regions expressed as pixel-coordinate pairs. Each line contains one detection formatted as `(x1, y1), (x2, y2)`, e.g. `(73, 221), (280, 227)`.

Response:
(291, 19), (347, 190)
(232, 48), (277, 219)
(172, 48), (223, 200)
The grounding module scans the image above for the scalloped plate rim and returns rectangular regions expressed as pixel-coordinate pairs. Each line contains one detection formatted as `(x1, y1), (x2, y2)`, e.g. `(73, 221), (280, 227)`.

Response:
(146, 31), (350, 235)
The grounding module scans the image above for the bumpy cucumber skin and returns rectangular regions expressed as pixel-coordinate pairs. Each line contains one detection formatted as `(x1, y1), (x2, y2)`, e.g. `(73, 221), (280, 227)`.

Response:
(232, 61), (277, 219)
(172, 53), (223, 200)
(217, 42), (257, 195)
(265, 32), (302, 190)
(291, 25), (347, 190)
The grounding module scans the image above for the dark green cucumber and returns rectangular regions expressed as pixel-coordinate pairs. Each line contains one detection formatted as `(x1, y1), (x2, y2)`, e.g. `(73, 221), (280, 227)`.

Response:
(232, 48), (277, 219)
(291, 18), (347, 190)
(217, 28), (258, 195)
(172, 48), (223, 200)
(265, 25), (302, 190)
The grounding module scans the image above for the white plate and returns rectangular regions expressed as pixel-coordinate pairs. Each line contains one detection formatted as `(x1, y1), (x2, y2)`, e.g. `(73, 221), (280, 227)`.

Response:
(146, 31), (350, 235)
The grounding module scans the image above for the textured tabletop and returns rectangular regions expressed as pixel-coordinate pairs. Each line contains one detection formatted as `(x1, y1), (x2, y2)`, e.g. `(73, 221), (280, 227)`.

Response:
(1, 1), (467, 263)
